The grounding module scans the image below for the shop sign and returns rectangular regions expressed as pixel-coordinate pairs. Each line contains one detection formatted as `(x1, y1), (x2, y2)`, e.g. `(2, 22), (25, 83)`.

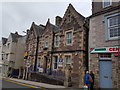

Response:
(90, 46), (120, 53)
(38, 68), (43, 72)
(58, 58), (63, 67)
(114, 52), (120, 56)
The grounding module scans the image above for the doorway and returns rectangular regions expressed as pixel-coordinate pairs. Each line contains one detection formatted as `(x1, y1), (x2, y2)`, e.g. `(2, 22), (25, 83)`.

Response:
(99, 60), (112, 88)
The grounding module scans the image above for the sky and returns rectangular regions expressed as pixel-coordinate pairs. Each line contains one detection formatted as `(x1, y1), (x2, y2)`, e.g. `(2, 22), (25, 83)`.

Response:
(0, 0), (92, 38)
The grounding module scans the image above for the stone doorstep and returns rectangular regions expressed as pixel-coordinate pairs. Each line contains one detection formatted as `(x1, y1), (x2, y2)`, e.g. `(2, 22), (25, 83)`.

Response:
(6, 77), (65, 89)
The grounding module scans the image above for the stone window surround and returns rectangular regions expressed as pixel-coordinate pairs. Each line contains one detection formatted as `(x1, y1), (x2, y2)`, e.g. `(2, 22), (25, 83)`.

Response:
(44, 36), (49, 48)
(52, 54), (59, 70)
(64, 30), (73, 46)
(54, 34), (60, 47)
(37, 57), (42, 68)
(64, 53), (72, 68)
(104, 11), (120, 41)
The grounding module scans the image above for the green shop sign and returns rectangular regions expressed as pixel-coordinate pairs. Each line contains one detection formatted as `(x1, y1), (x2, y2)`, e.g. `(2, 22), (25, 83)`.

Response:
(90, 46), (120, 53)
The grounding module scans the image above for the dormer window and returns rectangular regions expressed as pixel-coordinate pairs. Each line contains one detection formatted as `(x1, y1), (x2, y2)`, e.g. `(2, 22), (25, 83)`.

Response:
(103, 0), (112, 8)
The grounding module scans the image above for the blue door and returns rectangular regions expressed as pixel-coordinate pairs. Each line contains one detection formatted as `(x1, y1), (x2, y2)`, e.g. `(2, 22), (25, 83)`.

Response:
(99, 60), (112, 88)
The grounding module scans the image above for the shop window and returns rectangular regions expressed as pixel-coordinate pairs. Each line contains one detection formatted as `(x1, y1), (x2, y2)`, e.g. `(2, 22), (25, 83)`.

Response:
(103, 0), (112, 8)
(54, 35), (59, 47)
(66, 31), (72, 45)
(99, 53), (111, 58)
(45, 36), (49, 47)
(65, 56), (71, 65)
(53, 56), (58, 70)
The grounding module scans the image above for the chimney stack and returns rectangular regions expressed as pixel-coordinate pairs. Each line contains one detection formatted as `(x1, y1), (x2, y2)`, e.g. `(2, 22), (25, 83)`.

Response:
(55, 16), (62, 26)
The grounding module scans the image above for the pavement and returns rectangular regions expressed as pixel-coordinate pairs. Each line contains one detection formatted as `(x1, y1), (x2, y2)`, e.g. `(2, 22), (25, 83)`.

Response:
(1, 76), (84, 90)
(3, 77), (65, 89)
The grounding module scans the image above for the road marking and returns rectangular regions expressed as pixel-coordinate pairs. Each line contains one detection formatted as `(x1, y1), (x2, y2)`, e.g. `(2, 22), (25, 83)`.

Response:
(3, 78), (46, 90)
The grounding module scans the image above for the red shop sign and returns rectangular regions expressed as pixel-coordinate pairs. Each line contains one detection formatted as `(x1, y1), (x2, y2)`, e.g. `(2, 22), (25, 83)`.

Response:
(114, 52), (120, 56)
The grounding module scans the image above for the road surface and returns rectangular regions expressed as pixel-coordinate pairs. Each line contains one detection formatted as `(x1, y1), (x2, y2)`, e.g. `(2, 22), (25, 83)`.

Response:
(1, 78), (46, 90)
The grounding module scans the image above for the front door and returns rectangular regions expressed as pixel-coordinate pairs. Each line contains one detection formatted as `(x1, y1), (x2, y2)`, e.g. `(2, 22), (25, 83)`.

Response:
(99, 60), (112, 88)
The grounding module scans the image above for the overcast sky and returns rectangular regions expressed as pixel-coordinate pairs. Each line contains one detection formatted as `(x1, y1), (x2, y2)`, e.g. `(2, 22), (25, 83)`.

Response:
(1, 1), (92, 38)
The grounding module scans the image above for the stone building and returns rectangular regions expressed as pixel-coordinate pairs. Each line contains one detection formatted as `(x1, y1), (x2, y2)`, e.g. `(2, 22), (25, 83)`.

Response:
(25, 4), (89, 87)
(89, 0), (120, 88)
(2, 32), (26, 77)
(51, 4), (88, 87)
(22, 22), (45, 79)
(37, 19), (59, 74)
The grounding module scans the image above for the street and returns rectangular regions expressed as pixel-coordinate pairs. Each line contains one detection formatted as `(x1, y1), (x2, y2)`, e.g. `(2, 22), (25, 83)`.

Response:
(1, 78), (46, 90)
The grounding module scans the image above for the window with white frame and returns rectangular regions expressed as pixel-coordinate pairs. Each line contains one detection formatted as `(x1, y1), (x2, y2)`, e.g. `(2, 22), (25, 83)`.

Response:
(45, 36), (49, 47)
(54, 35), (59, 47)
(107, 15), (120, 39)
(65, 56), (71, 65)
(66, 32), (72, 45)
(53, 56), (58, 70)
(103, 0), (112, 8)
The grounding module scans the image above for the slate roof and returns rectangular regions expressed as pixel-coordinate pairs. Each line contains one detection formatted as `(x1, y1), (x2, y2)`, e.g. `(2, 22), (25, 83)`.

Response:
(44, 19), (60, 34)
(34, 24), (45, 37)
(50, 23), (60, 33)
(2, 37), (8, 45)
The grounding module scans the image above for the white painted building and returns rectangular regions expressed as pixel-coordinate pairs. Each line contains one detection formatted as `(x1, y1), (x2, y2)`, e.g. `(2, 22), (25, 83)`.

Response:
(2, 32), (26, 77)
(0, 37), (7, 76)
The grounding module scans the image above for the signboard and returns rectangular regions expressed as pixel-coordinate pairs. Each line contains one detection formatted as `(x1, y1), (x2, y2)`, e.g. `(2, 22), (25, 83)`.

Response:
(90, 46), (120, 53)
(58, 58), (63, 67)
(38, 68), (43, 72)
(26, 60), (31, 67)
(114, 52), (120, 56)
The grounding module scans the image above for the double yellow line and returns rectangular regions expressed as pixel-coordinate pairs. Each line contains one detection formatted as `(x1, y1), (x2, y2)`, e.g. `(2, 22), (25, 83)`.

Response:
(3, 78), (46, 90)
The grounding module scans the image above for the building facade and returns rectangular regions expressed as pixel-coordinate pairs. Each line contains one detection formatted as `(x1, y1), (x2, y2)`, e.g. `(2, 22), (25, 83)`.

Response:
(89, 0), (120, 88)
(23, 22), (45, 79)
(51, 4), (88, 87)
(2, 32), (26, 77)
(0, 38), (8, 76)
(25, 4), (89, 87)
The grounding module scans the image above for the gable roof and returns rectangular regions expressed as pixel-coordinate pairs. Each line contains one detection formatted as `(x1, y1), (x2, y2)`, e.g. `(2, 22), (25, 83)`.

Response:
(44, 19), (60, 34)
(30, 22), (45, 37)
(60, 4), (85, 27)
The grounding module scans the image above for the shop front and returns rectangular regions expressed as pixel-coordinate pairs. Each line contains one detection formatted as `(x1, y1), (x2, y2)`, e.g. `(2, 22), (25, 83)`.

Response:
(89, 46), (120, 88)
